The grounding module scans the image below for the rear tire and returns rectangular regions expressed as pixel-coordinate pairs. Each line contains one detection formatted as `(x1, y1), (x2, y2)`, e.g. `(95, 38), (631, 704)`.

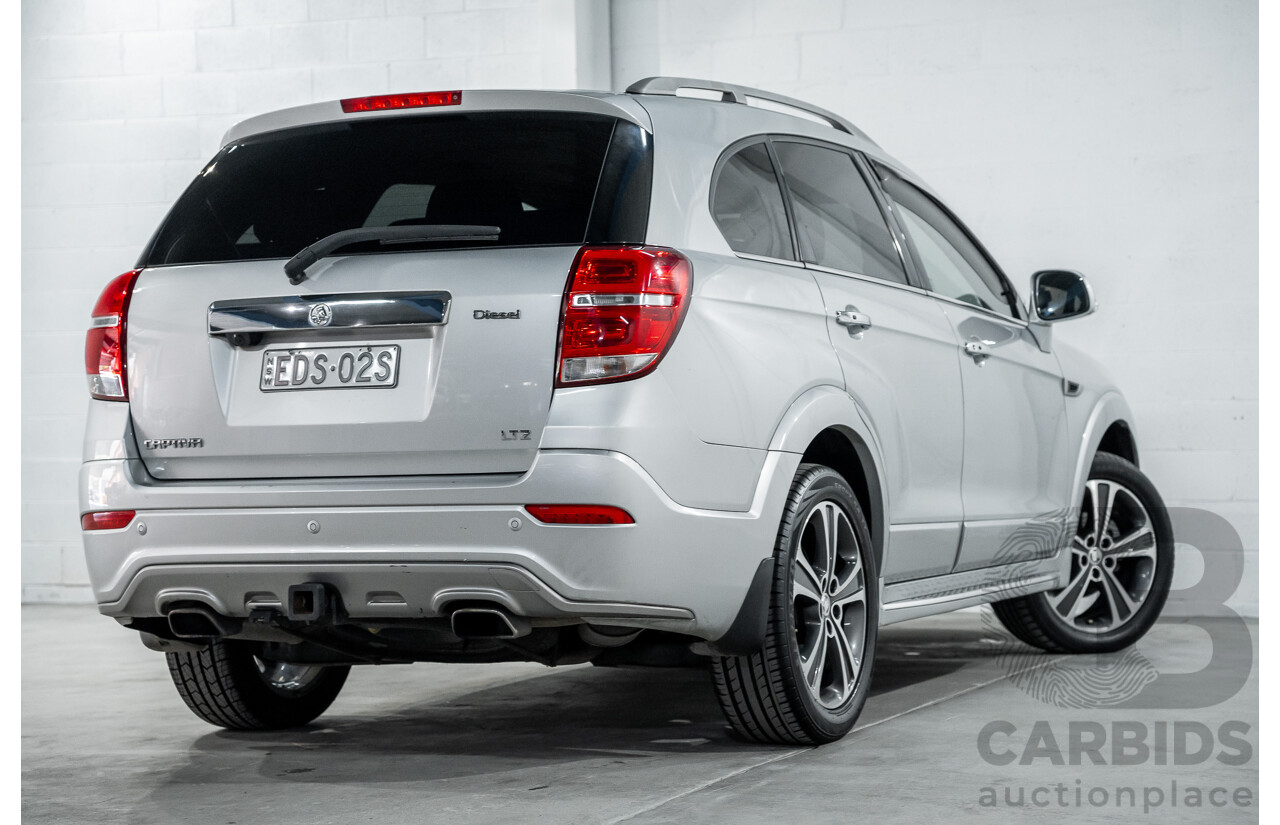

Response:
(711, 463), (878, 745)
(166, 639), (350, 730)
(992, 452), (1174, 653)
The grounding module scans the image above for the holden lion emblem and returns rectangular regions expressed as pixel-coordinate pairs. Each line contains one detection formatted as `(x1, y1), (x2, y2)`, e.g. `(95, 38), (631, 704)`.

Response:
(308, 302), (333, 327)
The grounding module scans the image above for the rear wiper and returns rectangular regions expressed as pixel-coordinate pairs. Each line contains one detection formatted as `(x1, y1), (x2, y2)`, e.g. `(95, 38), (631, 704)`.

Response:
(284, 224), (500, 285)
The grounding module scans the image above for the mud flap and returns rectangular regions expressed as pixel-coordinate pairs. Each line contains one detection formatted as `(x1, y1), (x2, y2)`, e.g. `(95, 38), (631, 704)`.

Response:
(704, 557), (775, 656)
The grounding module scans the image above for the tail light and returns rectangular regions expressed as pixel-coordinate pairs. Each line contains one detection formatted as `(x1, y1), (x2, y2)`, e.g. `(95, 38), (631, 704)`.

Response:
(556, 246), (692, 386)
(85, 269), (141, 401)
(525, 505), (634, 525)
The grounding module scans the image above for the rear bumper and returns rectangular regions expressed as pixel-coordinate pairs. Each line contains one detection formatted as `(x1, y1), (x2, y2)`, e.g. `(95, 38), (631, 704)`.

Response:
(79, 449), (798, 641)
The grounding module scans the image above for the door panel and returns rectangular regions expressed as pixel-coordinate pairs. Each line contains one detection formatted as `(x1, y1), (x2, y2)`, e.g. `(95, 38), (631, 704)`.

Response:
(812, 270), (965, 581)
(870, 165), (1074, 571)
(940, 305), (1074, 570)
(886, 521), (963, 581)
(769, 139), (964, 582)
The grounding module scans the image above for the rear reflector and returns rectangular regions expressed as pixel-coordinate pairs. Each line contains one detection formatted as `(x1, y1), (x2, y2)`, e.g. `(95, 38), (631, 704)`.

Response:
(81, 511), (136, 531)
(340, 91), (462, 113)
(525, 505), (635, 525)
(85, 269), (141, 401)
(556, 247), (692, 386)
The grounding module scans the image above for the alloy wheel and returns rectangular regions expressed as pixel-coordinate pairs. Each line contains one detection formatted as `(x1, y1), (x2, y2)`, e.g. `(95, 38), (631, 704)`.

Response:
(792, 500), (868, 709)
(1050, 478), (1158, 633)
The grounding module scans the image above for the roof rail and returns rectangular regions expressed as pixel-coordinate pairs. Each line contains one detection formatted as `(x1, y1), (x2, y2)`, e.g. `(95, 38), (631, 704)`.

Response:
(625, 76), (874, 144)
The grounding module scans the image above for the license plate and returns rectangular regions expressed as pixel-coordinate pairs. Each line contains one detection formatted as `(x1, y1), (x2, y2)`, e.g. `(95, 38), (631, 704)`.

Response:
(260, 345), (400, 391)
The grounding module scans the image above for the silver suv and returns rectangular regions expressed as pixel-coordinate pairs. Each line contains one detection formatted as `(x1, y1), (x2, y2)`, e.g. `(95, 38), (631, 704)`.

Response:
(80, 78), (1173, 745)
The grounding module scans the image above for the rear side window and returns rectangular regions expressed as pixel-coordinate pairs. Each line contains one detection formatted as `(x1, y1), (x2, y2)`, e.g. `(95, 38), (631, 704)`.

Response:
(711, 142), (794, 260)
(773, 141), (907, 284)
(142, 112), (649, 267)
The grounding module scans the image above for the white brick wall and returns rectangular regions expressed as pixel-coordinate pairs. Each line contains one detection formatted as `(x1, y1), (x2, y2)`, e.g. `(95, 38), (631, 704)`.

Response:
(625, 0), (1258, 615)
(20, 0), (558, 602)
(23, 0), (1259, 616)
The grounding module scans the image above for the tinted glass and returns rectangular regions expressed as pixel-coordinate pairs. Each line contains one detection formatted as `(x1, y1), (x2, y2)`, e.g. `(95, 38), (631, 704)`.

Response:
(773, 142), (906, 283)
(712, 142), (794, 260)
(880, 174), (1017, 318)
(143, 112), (630, 266)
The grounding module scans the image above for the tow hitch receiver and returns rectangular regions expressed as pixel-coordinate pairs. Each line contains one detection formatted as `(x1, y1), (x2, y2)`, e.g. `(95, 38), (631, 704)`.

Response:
(286, 582), (337, 622)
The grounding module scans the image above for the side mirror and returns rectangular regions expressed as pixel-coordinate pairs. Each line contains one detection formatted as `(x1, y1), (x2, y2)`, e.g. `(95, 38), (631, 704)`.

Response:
(1031, 269), (1094, 322)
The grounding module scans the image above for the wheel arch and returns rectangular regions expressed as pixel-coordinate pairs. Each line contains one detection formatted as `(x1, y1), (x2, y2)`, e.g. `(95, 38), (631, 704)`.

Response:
(768, 386), (888, 573)
(1072, 392), (1139, 500)
(1058, 392), (1140, 585)
(1097, 419), (1139, 467)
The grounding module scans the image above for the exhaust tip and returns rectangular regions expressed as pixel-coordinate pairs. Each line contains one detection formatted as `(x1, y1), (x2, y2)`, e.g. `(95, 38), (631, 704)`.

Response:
(167, 606), (242, 639)
(450, 607), (531, 639)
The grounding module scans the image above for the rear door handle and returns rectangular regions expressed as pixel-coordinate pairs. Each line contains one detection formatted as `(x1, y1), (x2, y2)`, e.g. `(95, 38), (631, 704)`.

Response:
(835, 307), (872, 336)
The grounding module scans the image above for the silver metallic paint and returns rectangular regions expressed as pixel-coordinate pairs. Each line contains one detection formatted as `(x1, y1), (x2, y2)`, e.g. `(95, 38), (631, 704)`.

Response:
(81, 87), (1140, 642)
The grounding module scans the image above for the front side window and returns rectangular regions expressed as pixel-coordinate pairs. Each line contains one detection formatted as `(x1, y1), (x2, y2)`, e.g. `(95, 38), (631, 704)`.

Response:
(711, 141), (794, 260)
(773, 141), (907, 284)
(878, 172), (1019, 319)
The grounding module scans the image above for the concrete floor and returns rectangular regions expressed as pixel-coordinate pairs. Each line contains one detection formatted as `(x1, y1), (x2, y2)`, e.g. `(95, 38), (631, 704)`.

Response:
(23, 605), (1257, 824)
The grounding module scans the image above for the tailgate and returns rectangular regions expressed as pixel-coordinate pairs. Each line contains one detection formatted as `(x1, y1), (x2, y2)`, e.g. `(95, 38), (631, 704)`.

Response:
(122, 105), (651, 480)
(128, 248), (576, 479)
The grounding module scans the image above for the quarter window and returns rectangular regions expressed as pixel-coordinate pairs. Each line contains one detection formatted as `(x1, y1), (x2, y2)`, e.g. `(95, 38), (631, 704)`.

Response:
(711, 142), (794, 260)
(773, 141), (907, 284)
(879, 173), (1018, 318)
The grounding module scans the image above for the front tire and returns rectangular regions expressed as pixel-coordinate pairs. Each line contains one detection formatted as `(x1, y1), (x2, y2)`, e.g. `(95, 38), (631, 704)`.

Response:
(166, 640), (350, 730)
(992, 452), (1174, 653)
(711, 463), (879, 745)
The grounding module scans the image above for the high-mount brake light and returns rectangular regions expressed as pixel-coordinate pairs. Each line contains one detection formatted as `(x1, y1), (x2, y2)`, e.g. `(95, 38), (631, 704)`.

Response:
(85, 269), (141, 401)
(556, 247), (692, 386)
(525, 505), (635, 525)
(80, 510), (136, 531)
(340, 91), (462, 113)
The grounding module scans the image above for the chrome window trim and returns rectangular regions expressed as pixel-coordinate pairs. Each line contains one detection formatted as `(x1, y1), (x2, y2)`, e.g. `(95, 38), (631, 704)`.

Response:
(731, 256), (941, 306)
(802, 262), (934, 299)
(733, 251), (808, 270)
(929, 291), (1031, 329)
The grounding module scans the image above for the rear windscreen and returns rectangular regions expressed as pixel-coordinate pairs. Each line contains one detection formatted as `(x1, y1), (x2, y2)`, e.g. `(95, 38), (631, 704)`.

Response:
(141, 111), (651, 267)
